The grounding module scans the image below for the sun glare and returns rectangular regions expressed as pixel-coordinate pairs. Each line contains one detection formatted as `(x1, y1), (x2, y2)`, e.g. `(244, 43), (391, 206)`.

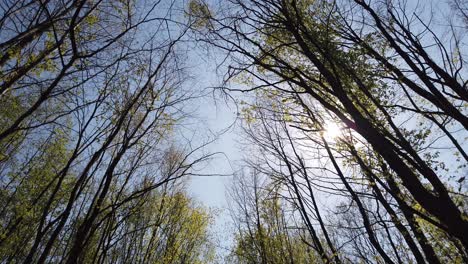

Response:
(324, 122), (341, 140)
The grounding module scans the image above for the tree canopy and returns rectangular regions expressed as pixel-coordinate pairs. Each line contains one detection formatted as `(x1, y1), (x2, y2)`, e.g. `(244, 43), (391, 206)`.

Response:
(0, 0), (467, 263)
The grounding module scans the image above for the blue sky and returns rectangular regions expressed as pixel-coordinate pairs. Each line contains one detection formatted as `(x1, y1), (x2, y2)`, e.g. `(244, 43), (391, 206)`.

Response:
(189, 98), (240, 255)
(181, 43), (243, 256)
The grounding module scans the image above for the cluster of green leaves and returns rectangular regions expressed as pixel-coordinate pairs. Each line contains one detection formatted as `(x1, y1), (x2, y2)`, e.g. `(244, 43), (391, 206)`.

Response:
(227, 174), (320, 264)
(187, 0), (213, 30)
(81, 189), (215, 264)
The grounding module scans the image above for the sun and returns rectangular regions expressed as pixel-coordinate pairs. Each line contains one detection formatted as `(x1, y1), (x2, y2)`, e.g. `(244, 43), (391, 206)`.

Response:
(323, 122), (341, 140)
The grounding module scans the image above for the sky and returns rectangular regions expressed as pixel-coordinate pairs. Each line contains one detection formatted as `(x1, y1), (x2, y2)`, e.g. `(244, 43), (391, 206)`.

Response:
(189, 98), (241, 254)
(182, 44), (244, 256)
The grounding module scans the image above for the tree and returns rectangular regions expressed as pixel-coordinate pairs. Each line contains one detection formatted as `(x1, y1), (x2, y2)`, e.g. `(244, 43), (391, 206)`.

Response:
(227, 169), (320, 264)
(0, 0), (216, 263)
(200, 0), (467, 262)
(83, 182), (215, 264)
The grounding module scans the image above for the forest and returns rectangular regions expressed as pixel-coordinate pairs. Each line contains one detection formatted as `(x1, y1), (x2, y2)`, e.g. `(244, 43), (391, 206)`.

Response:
(0, 0), (466, 263)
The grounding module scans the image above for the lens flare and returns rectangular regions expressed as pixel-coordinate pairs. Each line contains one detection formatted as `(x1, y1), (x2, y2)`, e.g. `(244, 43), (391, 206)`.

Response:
(324, 122), (341, 140)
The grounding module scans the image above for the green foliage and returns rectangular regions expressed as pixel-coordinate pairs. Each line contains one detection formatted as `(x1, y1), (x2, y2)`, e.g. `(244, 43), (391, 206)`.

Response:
(95, 189), (216, 264)
(0, 92), (25, 162)
(0, 128), (73, 260)
(230, 199), (319, 264)
(228, 176), (319, 264)
(187, 0), (213, 30)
